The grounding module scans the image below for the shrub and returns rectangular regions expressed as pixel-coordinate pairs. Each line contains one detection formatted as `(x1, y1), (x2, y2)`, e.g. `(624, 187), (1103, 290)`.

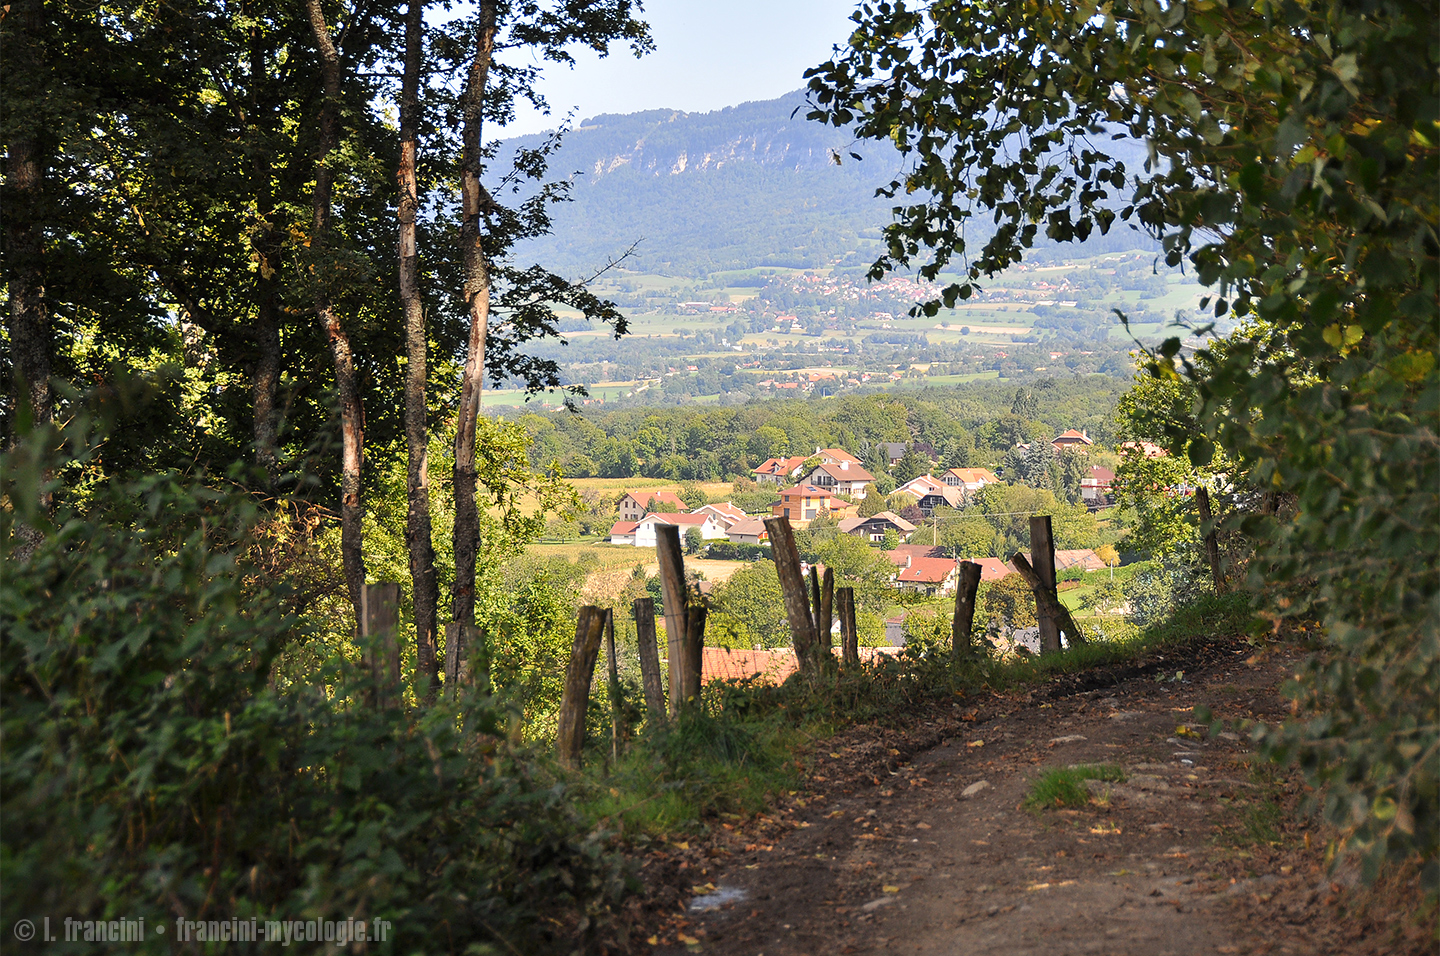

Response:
(0, 428), (628, 954)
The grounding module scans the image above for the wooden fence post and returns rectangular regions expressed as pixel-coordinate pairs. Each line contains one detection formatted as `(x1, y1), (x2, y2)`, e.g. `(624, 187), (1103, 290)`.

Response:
(1011, 552), (1086, 649)
(838, 586), (859, 667)
(556, 606), (606, 769)
(654, 524), (691, 717)
(951, 561), (983, 660)
(362, 583), (402, 706)
(818, 567), (835, 656)
(1196, 486), (1224, 593)
(683, 604), (706, 705)
(603, 608), (623, 763)
(1028, 516), (1062, 653)
(763, 516), (819, 674)
(633, 598), (667, 722)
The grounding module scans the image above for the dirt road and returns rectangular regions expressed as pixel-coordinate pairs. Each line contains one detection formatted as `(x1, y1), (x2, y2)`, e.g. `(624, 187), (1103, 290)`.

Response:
(647, 640), (1428, 956)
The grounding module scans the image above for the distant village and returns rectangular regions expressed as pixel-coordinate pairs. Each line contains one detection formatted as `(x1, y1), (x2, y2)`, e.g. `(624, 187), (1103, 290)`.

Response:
(606, 431), (1139, 598)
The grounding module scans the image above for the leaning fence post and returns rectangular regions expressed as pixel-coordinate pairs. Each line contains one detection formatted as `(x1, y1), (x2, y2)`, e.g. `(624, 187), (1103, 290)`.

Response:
(838, 586), (859, 667)
(633, 598), (667, 722)
(557, 606), (606, 769)
(362, 582), (402, 706)
(763, 516), (819, 673)
(1029, 516), (1062, 653)
(654, 524), (691, 716)
(1011, 551), (1086, 649)
(951, 561), (983, 660)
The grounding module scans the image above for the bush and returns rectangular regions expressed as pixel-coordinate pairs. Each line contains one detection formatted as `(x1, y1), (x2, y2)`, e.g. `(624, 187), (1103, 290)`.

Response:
(705, 541), (771, 561)
(0, 429), (629, 954)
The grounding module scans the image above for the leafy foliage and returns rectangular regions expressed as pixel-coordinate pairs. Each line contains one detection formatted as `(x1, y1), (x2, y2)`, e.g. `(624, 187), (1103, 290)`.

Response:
(0, 425), (626, 953)
(806, 0), (1438, 884)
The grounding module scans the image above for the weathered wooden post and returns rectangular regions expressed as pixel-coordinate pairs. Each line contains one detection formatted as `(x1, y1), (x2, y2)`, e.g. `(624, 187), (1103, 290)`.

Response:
(362, 582), (402, 706)
(951, 560), (983, 660)
(1028, 516), (1062, 653)
(683, 603), (707, 705)
(1011, 552), (1087, 648)
(603, 608), (624, 762)
(1196, 486), (1224, 593)
(838, 586), (859, 667)
(633, 597), (667, 721)
(557, 606), (606, 769)
(764, 516), (819, 673)
(654, 524), (691, 716)
(817, 566), (835, 655)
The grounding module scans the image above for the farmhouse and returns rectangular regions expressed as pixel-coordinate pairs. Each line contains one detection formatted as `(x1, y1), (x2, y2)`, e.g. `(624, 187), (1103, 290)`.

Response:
(693, 501), (746, 528)
(616, 490), (687, 523)
(631, 512), (728, 548)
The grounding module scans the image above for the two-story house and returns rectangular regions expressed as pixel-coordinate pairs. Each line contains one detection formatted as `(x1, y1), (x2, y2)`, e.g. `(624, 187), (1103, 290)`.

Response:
(802, 460), (874, 498)
(941, 467), (1002, 492)
(771, 484), (849, 527)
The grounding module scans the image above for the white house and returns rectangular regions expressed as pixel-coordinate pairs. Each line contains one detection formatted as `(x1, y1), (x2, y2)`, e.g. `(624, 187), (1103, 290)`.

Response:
(802, 460), (875, 498)
(693, 502), (746, 529)
(941, 467), (1001, 492)
(895, 474), (948, 499)
(632, 512), (728, 548)
(608, 520), (638, 546)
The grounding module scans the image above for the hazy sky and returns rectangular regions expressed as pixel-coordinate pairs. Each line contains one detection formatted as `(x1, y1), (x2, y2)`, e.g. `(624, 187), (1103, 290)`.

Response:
(503, 0), (858, 136)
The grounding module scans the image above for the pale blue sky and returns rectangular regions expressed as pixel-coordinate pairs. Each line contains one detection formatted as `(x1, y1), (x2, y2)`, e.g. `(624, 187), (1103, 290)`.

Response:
(503, 0), (858, 135)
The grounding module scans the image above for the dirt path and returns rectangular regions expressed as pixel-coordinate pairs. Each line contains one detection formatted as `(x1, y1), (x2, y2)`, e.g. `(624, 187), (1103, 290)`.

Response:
(647, 641), (1428, 956)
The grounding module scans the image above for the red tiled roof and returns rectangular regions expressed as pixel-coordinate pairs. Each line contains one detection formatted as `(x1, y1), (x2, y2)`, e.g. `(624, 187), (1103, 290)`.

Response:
(965, 557), (1015, 581)
(809, 461), (876, 482)
(896, 557), (958, 584)
(622, 490), (687, 510)
(609, 521), (637, 535)
(640, 512), (711, 526)
(778, 483), (834, 499)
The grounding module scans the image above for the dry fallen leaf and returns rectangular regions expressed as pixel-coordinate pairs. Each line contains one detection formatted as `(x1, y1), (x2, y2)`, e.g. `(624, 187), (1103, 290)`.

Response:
(882, 884), (901, 893)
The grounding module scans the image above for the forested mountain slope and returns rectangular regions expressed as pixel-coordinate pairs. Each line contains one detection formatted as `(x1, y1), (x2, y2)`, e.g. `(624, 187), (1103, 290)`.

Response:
(507, 91), (1153, 277)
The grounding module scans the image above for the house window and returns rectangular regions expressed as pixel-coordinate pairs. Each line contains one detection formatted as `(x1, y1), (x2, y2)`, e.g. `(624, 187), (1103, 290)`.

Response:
(783, 507), (790, 518)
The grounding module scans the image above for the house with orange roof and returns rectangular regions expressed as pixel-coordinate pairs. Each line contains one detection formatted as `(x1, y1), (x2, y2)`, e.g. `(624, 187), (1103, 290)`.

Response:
(608, 520), (639, 546)
(1051, 429), (1095, 450)
(802, 460), (875, 498)
(941, 467), (1002, 492)
(616, 490), (688, 523)
(887, 552), (961, 596)
(752, 455), (810, 486)
(815, 447), (863, 466)
(771, 484), (850, 528)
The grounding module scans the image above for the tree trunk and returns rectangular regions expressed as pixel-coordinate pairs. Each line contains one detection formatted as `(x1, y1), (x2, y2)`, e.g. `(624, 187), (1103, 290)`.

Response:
(398, 0), (439, 699)
(249, 20), (281, 486)
(4, 0), (53, 549)
(450, 0), (499, 631)
(1196, 486), (1224, 594)
(306, 0), (366, 614)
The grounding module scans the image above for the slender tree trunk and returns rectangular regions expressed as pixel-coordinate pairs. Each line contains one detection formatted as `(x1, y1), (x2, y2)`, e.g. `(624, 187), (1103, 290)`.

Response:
(1196, 485), (1224, 594)
(450, 0), (499, 630)
(4, 0), (53, 557)
(398, 0), (439, 697)
(250, 22), (282, 487)
(306, 0), (366, 614)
